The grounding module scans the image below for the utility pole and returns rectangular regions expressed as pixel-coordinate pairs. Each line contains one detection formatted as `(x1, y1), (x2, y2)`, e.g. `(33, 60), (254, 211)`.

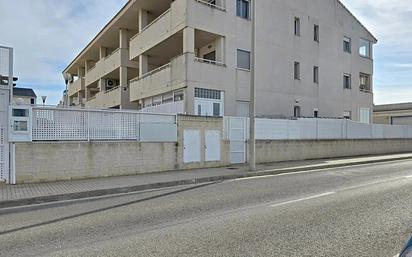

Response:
(249, 0), (256, 171)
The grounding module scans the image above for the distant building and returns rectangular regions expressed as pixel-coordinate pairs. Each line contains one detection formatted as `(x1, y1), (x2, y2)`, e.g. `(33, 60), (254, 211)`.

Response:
(12, 87), (37, 105)
(374, 103), (412, 125)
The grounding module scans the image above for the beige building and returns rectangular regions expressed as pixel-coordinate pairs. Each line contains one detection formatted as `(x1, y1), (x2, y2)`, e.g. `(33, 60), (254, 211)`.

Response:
(374, 103), (412, 125)
(63, 0), (377, 122)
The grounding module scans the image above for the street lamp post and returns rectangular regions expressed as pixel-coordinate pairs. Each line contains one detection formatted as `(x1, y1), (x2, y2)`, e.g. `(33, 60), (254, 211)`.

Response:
(249, 0), (256, 171)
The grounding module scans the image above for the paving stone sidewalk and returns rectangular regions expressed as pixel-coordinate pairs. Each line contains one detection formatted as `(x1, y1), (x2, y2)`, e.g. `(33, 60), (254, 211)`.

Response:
(1, 153), (412, 208)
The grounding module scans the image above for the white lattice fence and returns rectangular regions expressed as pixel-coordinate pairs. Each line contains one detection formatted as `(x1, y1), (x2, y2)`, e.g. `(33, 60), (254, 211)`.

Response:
(0, 127), (7, 182)
(31, 107), (177, 142)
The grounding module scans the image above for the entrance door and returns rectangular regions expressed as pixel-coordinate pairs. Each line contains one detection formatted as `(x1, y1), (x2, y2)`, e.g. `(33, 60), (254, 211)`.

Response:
(183, 129), (201, 163)
(0, 90), (9, 183)
(205, 130), (221, 162)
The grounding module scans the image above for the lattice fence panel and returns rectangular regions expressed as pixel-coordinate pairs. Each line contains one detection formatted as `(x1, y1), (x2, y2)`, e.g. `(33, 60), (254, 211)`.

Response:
(88, 111), (139, 140)
(0, 127), (7, 182)
(32, 108), (88, 141)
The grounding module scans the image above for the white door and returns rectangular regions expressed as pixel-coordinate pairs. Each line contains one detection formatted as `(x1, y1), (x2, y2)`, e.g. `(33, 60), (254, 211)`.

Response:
(183, 129), (201, 163)
(0, 90), (9, 183)
(229, 117), (247, 164)
(205, 130), (221, 162)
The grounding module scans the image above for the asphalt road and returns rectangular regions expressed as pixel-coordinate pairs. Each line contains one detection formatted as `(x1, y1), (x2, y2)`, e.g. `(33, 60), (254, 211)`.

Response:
(2, 160), (412, 257)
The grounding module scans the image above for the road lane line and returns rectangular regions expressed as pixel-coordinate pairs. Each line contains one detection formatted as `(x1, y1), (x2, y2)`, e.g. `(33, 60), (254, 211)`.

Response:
(270, 192), (336, 208)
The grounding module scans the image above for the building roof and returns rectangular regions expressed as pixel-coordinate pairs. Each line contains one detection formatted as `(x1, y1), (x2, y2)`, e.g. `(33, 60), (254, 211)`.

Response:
(13, 87), (37, 98)
(374, 103), (412, 112)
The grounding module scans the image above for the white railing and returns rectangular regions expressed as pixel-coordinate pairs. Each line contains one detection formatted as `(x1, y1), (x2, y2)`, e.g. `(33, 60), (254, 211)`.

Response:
(194, 57), (226, 67)
(31, 107), (177, 142)
(224, 117), (412, 140)
(195, 0), (226, 11)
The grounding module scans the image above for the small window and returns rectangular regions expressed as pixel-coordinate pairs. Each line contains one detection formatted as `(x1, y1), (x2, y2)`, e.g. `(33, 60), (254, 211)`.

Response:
(313, 66), (319, 84)
(195, 88), (221, 99)
(294, 17), (300, 36)
(314, 25), (319, 42)
(197, 104), (202, 116)
(213, 103), (220, 116)
(359, 38), (371, 58)
(343, 37), (351, 53)
(236, 0), (250, 19)
(294, 62), (300, 80)
(237, 49), (251, 70)
(344, 111), (351, 119)
(13, 121), (28, 132)
(314, 110), (319, 118)
(174, 90), (184, 101)
(360, 73), (371, 92)
(30, 98), (35, 105)
(12, 108), (29, 117)
(294, 106), (301, 118)
(162, 92), (174, 104)
(343, 74), (351, 89)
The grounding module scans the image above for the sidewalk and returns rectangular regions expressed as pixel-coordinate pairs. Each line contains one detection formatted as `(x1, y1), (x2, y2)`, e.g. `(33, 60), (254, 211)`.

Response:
(1, 153), (412, 209)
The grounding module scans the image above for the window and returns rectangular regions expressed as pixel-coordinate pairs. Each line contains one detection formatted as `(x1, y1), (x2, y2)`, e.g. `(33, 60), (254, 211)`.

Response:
(30, 98), (35, 105)
(360, 73), (371, 92)
(12, 108), (29, 117)
(313, 66), (319, 84)
(162, 92), (174, 104)
(359, 38), (371, 58)
(294, 62), (300, 80)
(236, 0), (250, 19)
(314, 110), (319, 118)
(294, 17), (300, 36)
(343, 37), (351, 53)
(343, 74), (351, 89)
(343, 111), (351, 119)
(13, 121), (28, 132)
(174, 90), (184, 101)
(294, 106), (301, 118)
(237, 49), (251, 70)
(359, 108), (370, 124)
(213, 103), (221, 116)
(314, 25), (319, 42)
(195, 88), (221, 99)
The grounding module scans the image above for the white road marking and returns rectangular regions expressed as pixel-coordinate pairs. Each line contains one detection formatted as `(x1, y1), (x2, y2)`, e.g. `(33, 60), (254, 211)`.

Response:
(270, 192), (336, 208)
(404, 175), (412, 179)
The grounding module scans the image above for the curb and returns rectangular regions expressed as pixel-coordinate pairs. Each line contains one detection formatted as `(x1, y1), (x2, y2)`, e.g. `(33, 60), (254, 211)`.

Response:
(1, 155), (412, 210)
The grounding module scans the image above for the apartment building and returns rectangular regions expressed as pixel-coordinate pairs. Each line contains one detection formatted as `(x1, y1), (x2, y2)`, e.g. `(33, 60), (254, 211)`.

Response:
(63, 0), (377, 122)
(374, 103), (412, 125)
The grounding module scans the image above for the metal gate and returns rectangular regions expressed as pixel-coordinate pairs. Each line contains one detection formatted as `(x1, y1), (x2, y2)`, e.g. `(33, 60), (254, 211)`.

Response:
(226, 117), (248, 164)
(0, 90), (9, 183)
(183, 129), (201, 163)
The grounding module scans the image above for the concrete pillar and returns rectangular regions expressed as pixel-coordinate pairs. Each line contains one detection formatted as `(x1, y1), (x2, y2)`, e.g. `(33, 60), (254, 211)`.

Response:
(120, 66), (129, 109)
(119, 28), (129, 49)
(138, 9), (149, 33)
(84, 60), (91, 74)
(183, 27), (195, 54)
(139, 55), (148, 77)
(77, 67), (85, 78)
(99, 46), (107, 60)
(215, 37), (225, 63)
(98, 79), (105, 92)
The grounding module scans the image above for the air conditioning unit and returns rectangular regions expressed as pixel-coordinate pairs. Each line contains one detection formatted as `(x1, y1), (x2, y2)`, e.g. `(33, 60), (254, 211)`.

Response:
(105, 79), (119, 90)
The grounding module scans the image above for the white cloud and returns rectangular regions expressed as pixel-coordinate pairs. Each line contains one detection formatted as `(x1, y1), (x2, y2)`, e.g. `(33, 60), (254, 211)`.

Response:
(0, 0), (127, 104)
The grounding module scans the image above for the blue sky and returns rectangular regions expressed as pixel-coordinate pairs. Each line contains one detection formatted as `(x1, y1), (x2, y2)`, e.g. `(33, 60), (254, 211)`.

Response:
(0, 0), (411, 105)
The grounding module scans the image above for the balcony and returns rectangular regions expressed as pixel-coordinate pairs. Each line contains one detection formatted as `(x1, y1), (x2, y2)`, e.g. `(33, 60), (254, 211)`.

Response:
(85, 49), (138, 86)
(68, 78), (85, 97)
(129, 0), (187, 60)
(130, 53), (228, 102)
(85, 86), (122, 109)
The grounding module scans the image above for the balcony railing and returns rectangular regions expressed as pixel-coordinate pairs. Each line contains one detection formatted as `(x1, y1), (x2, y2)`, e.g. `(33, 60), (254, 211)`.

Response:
(194, 57), (226, 67)
(195, 0), (226, 11)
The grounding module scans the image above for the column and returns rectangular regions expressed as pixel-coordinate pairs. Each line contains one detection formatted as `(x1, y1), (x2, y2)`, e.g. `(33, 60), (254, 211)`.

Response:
(138, 9), (149, 33)
(139, 55), (148, 77)
(183, 27), (195, 54)
(99, 46), (107, 60)
(119, 28), (129, 49)
(120, 66), (128, 109)
(215, 37), (225, 63)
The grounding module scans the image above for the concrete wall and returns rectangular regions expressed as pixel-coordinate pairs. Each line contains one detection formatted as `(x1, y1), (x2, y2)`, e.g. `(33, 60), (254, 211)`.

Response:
(15, 142), (178, 183)
(256, 139), (412, 164)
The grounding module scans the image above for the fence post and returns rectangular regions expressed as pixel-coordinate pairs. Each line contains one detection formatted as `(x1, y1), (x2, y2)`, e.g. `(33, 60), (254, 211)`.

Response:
(87, 111), (90, 142)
